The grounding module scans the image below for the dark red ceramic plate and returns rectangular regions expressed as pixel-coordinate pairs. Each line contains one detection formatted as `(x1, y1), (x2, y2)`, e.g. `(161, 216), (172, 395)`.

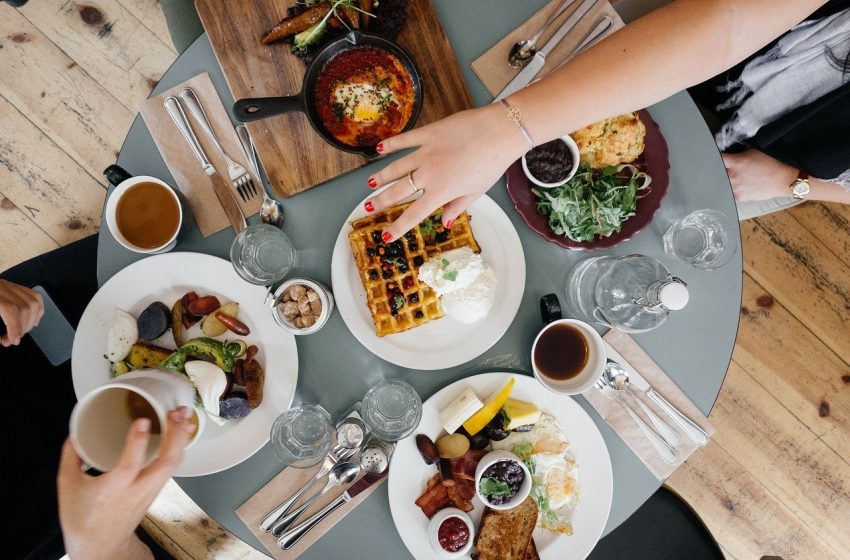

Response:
(506, 109), (670, 250)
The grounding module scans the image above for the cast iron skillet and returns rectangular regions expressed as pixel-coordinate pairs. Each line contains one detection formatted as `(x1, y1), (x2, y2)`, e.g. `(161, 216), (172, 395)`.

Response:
(233, 31), (423, 159)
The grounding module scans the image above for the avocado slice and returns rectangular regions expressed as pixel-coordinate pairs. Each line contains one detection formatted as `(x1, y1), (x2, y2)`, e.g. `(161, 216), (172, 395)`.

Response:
(160, 337), (236, 373)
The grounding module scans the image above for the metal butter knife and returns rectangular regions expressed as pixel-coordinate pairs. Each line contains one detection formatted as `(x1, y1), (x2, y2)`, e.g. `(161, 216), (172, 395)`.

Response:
(277, 471), (387, 550)
(626, 366), (709, 446)
(495, 0), (599, 102)
(164, 96), (247, 233)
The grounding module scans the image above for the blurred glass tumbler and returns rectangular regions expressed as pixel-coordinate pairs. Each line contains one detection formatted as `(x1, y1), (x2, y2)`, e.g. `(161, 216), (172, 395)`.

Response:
(361, 379), (422, 442)
(663, 209), (736, 269)
(230, 224), (296, 285)
(270, 404), (333, 468)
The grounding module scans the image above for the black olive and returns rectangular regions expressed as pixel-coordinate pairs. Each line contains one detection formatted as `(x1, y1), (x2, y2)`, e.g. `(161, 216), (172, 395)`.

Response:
(413, 255), (425, 266)
(468, 432), (489, 450)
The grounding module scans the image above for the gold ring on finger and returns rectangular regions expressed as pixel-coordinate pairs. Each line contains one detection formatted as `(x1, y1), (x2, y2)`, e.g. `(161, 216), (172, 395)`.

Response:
(407, 172), (423, 196)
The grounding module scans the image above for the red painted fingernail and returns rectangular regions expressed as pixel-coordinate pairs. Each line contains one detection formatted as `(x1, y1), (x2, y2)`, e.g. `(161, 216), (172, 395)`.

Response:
(364, 201), (374, 213)
(382, 231), (393, 242)
(376, 142), (384, 153)
(446, 219), (455, 229)
(368, 177), (378, 188)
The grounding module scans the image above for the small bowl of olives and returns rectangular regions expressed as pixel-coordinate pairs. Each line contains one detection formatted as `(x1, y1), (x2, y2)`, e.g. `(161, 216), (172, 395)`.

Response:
(474, 450), (532, 511)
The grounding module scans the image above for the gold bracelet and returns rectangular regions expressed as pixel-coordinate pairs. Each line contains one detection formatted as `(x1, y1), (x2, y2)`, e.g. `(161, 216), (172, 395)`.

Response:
(501, 98), (535, 149)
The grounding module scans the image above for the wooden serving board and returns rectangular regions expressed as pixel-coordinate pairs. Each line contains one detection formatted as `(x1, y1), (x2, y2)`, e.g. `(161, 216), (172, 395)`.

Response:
(196, 0), (473, 198)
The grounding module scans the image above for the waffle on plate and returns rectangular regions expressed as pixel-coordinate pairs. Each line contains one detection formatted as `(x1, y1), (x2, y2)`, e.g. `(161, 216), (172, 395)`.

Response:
(348, 203), (481, 336)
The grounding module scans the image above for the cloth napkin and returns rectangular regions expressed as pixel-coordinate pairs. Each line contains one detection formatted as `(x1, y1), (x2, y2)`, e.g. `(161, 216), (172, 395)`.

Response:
(471, 0), (624, 97)
(583, 329), (715, 480)
(139, 73), (261, 237)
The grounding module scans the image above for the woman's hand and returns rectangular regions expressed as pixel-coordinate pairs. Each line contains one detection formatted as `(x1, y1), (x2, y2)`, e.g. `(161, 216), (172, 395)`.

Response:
(364, 103), (528, 241)
(0, 279), (44, 347)
(58, 407), (195, 560)
(722, 149), (799, 202)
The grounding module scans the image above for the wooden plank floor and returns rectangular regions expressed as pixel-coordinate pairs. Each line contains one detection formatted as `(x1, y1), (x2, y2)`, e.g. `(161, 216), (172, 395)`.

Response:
(2, 3), (848, 559)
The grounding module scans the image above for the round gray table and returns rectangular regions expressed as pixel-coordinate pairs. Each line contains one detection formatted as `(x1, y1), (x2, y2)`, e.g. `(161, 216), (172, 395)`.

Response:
(99, 1), (741, 557)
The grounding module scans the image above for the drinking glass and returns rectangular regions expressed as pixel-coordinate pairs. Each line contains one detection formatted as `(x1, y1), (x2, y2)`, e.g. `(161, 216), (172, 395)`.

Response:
(270, 404), (333, 468)
(230, 224), (296, 285)
(360, 379), (422, 442)
(663, 209), (737, 269)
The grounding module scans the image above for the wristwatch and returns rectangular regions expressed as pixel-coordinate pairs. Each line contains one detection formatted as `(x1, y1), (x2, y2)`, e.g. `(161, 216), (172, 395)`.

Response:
(790, 170), (811, 200)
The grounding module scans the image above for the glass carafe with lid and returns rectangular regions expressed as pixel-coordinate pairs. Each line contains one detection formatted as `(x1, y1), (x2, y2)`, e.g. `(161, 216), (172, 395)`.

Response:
(564, 254), (688, 333)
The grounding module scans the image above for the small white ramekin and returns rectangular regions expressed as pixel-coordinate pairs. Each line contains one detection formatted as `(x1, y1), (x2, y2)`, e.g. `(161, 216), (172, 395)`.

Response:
(521, 135), (581, 188)
(428, 507), (475, 559)
(271, 278), (334, 335)
(474, 450), (533, 511)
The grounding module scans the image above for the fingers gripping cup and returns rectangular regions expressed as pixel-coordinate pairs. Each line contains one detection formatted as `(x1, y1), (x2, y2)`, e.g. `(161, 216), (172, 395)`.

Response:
(69, 368), (196, 472)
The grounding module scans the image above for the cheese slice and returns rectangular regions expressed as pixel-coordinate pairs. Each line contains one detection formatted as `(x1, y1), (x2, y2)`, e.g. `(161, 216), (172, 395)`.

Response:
(501, 398), (541, 430)
(439, 387), (483, 434)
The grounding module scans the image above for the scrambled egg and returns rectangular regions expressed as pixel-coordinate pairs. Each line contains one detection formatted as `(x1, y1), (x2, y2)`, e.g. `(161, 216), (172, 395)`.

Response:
(333, 81), (394, 123)
(571, 112), (646, 168)
(491, 413), (579, 535)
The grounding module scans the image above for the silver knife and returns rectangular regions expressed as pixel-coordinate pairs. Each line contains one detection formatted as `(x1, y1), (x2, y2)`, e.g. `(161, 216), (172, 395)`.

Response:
(164, 96), (247, 233)
(529, 16), (614, 86)
(625, 364), (710, 446)
(277, 471), (387, 550)
(494, 0), (600, 102)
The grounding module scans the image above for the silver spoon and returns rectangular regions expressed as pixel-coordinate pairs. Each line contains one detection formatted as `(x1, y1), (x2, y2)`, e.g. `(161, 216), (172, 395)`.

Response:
(604, 361), (680, 446)
(236, 124), (285, 228)
(509, 0), (575, 68)
(270, 461), (360, 536)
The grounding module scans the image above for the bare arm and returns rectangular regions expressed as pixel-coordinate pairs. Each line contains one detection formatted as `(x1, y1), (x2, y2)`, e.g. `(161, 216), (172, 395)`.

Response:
(366, 0), (829, 239)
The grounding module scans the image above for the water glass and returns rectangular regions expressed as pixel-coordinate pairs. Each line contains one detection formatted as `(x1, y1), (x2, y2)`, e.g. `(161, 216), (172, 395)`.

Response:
(230, 224), (296, 285)
(270, 404), (333, 468)
(663, 209), (737, 269)
(360, 379), (422, 442)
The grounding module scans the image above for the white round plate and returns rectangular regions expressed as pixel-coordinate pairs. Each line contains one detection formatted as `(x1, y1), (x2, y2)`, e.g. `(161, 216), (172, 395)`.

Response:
(388, 373), (613, 560)
(331, 191), (525, 370)
(71, 252), (298, 477)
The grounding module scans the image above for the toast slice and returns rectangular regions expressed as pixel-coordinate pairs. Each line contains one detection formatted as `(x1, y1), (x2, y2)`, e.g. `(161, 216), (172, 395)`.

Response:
(524, 539), (540, 560)
(472, 498), (538, 560)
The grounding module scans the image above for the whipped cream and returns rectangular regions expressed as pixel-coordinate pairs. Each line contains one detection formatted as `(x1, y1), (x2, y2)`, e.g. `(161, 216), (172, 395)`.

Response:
(418, 247), (496, 323)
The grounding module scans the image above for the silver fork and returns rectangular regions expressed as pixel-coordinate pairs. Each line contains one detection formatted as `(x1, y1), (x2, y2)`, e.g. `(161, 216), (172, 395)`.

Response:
(595, 376), (679, 465)
(259, 443), (351, 533)
(178, 87), (258, 203)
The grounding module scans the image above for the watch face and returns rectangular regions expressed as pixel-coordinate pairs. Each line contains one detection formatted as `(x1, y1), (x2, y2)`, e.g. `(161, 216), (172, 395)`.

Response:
(793, 180), (810, 197)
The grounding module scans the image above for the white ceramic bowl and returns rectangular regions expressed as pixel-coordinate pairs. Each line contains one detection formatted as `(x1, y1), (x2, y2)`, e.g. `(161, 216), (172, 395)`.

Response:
(427, 507), (474, 559)
(474, 450), (533, 511)
(531, 318), (606, 395)
(521, 135), (580, 188)
(104, 175), (183, 254)
(271, 278), (334, 335)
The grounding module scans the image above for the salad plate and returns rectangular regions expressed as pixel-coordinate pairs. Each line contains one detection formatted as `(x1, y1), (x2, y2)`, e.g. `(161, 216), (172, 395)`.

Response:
(71, 252), (298, 476)
(507, 109), (670, 250)
(388, 373), (613, 560)
(331, 189), (525, 370)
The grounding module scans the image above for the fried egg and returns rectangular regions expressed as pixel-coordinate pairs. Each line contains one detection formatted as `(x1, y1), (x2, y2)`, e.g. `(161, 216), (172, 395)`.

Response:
(491, 412), (579, 535)
(333, 82), (394, 123)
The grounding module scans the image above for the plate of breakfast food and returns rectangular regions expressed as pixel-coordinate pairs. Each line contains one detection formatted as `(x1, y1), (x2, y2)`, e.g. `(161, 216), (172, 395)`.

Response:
(72, 252), (298, 476)
(331, 188), (525, 370)
(388, 373), (613, 559)
(507, 110), (670, 250)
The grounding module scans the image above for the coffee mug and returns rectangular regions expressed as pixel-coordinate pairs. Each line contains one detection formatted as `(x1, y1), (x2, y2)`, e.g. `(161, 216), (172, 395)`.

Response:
(69, 368), (197, 472)
(531, 318), (606, 395)
(103, 165), (183, 254)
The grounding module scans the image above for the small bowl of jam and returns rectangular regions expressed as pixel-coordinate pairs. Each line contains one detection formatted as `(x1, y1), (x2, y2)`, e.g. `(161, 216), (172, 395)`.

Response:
(428, 507), (474, 558)
(521, 135), (580, 188)
(474, 450), (532, 510)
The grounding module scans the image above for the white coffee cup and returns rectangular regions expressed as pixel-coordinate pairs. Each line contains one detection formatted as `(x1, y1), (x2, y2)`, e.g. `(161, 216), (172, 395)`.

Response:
(69, 368), (196, 472)
(531, 319), (606, 395)
(104, 175), (183, 254)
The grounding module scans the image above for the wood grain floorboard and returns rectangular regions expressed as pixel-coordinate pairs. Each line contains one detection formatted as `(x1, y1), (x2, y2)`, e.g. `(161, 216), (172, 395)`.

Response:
(3, 2), (849, 558)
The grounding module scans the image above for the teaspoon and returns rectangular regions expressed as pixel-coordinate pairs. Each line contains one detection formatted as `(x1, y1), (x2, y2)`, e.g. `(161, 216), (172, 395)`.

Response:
(236, 124), (285, 228)
(509, 0), (575, 68)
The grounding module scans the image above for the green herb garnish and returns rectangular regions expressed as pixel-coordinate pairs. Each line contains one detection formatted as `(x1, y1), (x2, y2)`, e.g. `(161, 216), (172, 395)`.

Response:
(479, 477), (512, 499)
(513, 442), (535, 475)
(393, 295), (405, 309)
(441, 258), (450, 267)
(442, 271), (458, 282)
(532, 164), (651, 242)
